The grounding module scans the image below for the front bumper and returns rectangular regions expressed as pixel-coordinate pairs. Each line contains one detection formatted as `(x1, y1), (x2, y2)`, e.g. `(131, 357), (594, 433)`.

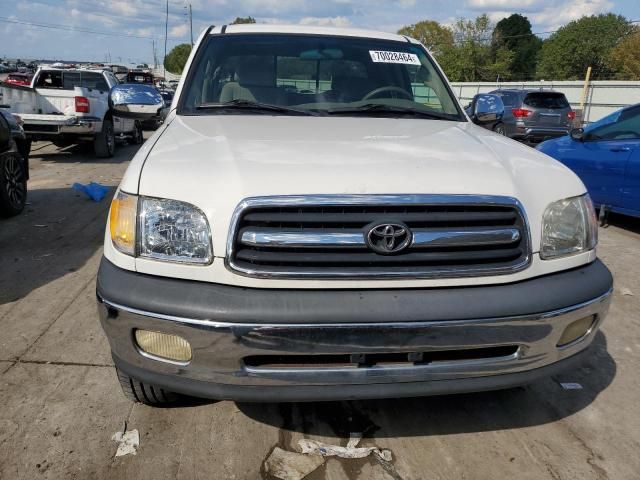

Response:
(97, 258), (613, 402)
(512, 126), (570, 143)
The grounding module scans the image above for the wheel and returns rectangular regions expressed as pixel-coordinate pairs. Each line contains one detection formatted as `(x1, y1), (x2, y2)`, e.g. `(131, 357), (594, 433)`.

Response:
(0, 151), (27, 217)
(94, 119), (115, 158)
(128, 121), (143, 145)
(493, 123), (507, 136)
(17, 139), (31, 160)
(116, 367), (183, 406)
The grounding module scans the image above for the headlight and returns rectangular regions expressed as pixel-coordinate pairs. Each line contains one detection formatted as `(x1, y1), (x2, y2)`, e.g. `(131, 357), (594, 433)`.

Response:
(109, 192), (212, 265)
(541, 194), (597, 260)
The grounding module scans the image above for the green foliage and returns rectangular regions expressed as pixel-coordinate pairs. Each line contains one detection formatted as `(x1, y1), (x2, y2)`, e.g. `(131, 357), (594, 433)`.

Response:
(398, 13), (636, 81)
(537, 14), (634, 80)
(492, 14), (542, 80)
(397, 20), (454, 57)
(164, 44), (192, 74)
(435, 15), (514, 82)
(231, 16), (256, 24)
(607, 29), (640, 80)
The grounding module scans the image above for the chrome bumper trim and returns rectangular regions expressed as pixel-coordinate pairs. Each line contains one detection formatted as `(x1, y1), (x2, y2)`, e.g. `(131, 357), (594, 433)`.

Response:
(98, 287), (612, 387)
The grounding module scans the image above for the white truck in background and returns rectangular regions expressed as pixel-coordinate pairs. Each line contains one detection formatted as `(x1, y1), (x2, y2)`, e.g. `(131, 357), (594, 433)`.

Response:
(0, 67), (143, 158)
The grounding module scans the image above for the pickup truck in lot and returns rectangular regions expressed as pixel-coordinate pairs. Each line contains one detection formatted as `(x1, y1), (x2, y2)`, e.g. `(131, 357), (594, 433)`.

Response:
(0, 67), (143, 158)
(97, 24), (613, 405)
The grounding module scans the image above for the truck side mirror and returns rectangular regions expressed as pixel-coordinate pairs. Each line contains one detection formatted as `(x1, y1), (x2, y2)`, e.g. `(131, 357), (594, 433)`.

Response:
(471, 94), (504, 125)
(109, 84), (164, 119)
(570, 128), (584, 142)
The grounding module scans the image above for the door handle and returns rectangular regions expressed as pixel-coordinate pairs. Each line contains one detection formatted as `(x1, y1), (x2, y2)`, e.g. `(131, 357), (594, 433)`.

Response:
(609, 147), (630, 152)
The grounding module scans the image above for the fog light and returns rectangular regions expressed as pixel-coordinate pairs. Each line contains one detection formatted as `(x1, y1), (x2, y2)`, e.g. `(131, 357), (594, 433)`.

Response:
(557, 316), (595, 347)
(135, 330), (192, 363)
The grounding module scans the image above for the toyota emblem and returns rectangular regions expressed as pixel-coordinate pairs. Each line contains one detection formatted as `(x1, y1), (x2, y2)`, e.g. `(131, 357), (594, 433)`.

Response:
(366, 222), (412, 254)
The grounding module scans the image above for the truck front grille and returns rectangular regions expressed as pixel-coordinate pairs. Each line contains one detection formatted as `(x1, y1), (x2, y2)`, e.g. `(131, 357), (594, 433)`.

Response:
(227, 195), (530, 278)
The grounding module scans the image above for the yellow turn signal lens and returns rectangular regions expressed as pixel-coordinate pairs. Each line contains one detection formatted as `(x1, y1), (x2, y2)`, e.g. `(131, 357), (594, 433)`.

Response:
(110, 191), (137, 255)
(135, 330), (192, 363)
(557, 316), (595, 347)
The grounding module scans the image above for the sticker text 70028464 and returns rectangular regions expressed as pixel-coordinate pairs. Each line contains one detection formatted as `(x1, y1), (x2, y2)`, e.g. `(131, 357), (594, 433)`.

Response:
(369, 50), (421, 65)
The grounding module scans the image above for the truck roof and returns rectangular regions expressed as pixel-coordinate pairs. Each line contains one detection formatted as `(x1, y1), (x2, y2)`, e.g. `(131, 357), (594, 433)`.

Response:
(38, 66), (108, 73)
(492, 88), (564, 94)
(209, 24), (419, 44)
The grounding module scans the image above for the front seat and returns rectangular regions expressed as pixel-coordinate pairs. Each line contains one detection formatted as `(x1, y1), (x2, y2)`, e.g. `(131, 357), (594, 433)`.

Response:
(220, 59), (276, 103)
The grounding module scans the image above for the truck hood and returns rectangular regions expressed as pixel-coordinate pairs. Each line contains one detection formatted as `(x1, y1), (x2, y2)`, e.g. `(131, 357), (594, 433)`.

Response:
(127, 114), (586, 257)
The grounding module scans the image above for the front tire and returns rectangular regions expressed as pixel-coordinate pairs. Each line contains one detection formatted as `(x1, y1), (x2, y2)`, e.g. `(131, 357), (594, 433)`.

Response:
(493, 123), (507, 136)
(128, 121), (143, 145)
(94, 119), (115, 158)
(0, 151), (27, 217)
(116, 367), (183, 406)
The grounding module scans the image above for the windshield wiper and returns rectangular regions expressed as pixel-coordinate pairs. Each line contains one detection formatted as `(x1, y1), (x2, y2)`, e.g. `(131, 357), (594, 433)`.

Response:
(197, 99), (319, 116)
(327, 104), (457, 121)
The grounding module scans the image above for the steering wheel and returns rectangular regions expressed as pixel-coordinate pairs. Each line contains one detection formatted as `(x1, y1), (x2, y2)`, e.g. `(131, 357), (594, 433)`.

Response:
(362, 86), (413, 101)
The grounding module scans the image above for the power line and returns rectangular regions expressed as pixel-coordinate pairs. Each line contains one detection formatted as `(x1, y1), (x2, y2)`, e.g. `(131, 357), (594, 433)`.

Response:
(0, 16), (158, 40)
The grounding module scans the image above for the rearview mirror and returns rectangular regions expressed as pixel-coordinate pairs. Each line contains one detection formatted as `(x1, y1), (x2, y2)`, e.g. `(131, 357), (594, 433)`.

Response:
(109, 84), (164, 119)
(471, 94), (504, 125)
(570, 128), (584, 141)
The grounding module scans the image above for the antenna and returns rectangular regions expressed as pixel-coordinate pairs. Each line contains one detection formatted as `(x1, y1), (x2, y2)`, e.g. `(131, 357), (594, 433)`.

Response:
(164, 0), (169, 77)
(190, 4), (193, 46)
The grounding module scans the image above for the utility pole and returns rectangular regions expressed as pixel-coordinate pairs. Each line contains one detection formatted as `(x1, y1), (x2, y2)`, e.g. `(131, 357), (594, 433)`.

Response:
(579, 66), (592, 125)
(164, 0), (169, 77)
(189, 4), (194, 46)
(152, 39), (158, 69)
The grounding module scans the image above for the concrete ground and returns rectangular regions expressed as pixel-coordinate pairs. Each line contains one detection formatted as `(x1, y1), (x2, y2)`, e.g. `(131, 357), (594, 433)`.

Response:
(0, 139), (639, 480)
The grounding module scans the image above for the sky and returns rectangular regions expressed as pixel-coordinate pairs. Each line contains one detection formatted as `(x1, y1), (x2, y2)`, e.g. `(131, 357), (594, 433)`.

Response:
(0, 0), (638, 65)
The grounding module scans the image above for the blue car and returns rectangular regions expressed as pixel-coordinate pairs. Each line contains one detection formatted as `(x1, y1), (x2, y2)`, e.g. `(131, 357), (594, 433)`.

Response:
(537, 104), (640, 218)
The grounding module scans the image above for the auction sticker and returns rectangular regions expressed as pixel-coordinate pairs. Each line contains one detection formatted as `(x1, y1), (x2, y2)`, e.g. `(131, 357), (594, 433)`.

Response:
(369, 50), (421, 65)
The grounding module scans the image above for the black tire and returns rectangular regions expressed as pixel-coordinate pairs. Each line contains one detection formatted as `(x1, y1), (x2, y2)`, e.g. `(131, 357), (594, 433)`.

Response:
(0, 151), (27, 217)
(493, 123), (507, 136)
(94, 119), (115, 158)
(17, 139), (31, 160)
(128, 121), (143, 145)
(116, 367), (183, 406)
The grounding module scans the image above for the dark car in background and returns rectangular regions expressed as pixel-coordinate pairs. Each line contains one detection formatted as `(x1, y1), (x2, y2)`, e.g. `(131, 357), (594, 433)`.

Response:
(126, 71), (154, 85)
(468, 89), (575, 144)
(0, 109), (29, 217)
(141, 90), (173, 131)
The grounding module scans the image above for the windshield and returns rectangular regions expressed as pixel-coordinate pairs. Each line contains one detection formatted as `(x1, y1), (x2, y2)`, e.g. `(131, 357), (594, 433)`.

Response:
(179, 33), (463, 120)
(523, 92), (570, 109)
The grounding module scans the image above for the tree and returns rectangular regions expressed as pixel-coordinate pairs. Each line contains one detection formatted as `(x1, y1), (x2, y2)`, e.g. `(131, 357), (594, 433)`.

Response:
(537, 14), (634, 80)
(231, 16), (256, 24)
(607, 29), (640, 79)
(397, 20), (454, 57)
(438, 14), (514, 82)
(492, 14), (541, 80)
(164, 43), (192, 74)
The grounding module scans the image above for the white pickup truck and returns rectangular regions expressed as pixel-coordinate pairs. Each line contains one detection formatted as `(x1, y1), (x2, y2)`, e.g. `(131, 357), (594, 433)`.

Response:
(0, 67), (143, 158)
(97, 24), (613, 405)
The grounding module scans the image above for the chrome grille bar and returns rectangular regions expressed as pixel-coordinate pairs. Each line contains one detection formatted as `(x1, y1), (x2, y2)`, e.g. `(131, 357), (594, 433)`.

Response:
(412, 228), (520, 248)
(241, 228), (521, 249)
(241, 231), (364, 247)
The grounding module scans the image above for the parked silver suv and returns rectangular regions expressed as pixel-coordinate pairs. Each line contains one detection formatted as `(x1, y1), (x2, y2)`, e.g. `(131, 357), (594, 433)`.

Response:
(486, 89), (574, 144)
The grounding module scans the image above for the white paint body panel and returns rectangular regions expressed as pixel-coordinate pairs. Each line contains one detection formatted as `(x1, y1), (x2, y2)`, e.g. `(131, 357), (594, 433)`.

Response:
(106, 26), (594, 289)
(110, 113), (591, 289)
